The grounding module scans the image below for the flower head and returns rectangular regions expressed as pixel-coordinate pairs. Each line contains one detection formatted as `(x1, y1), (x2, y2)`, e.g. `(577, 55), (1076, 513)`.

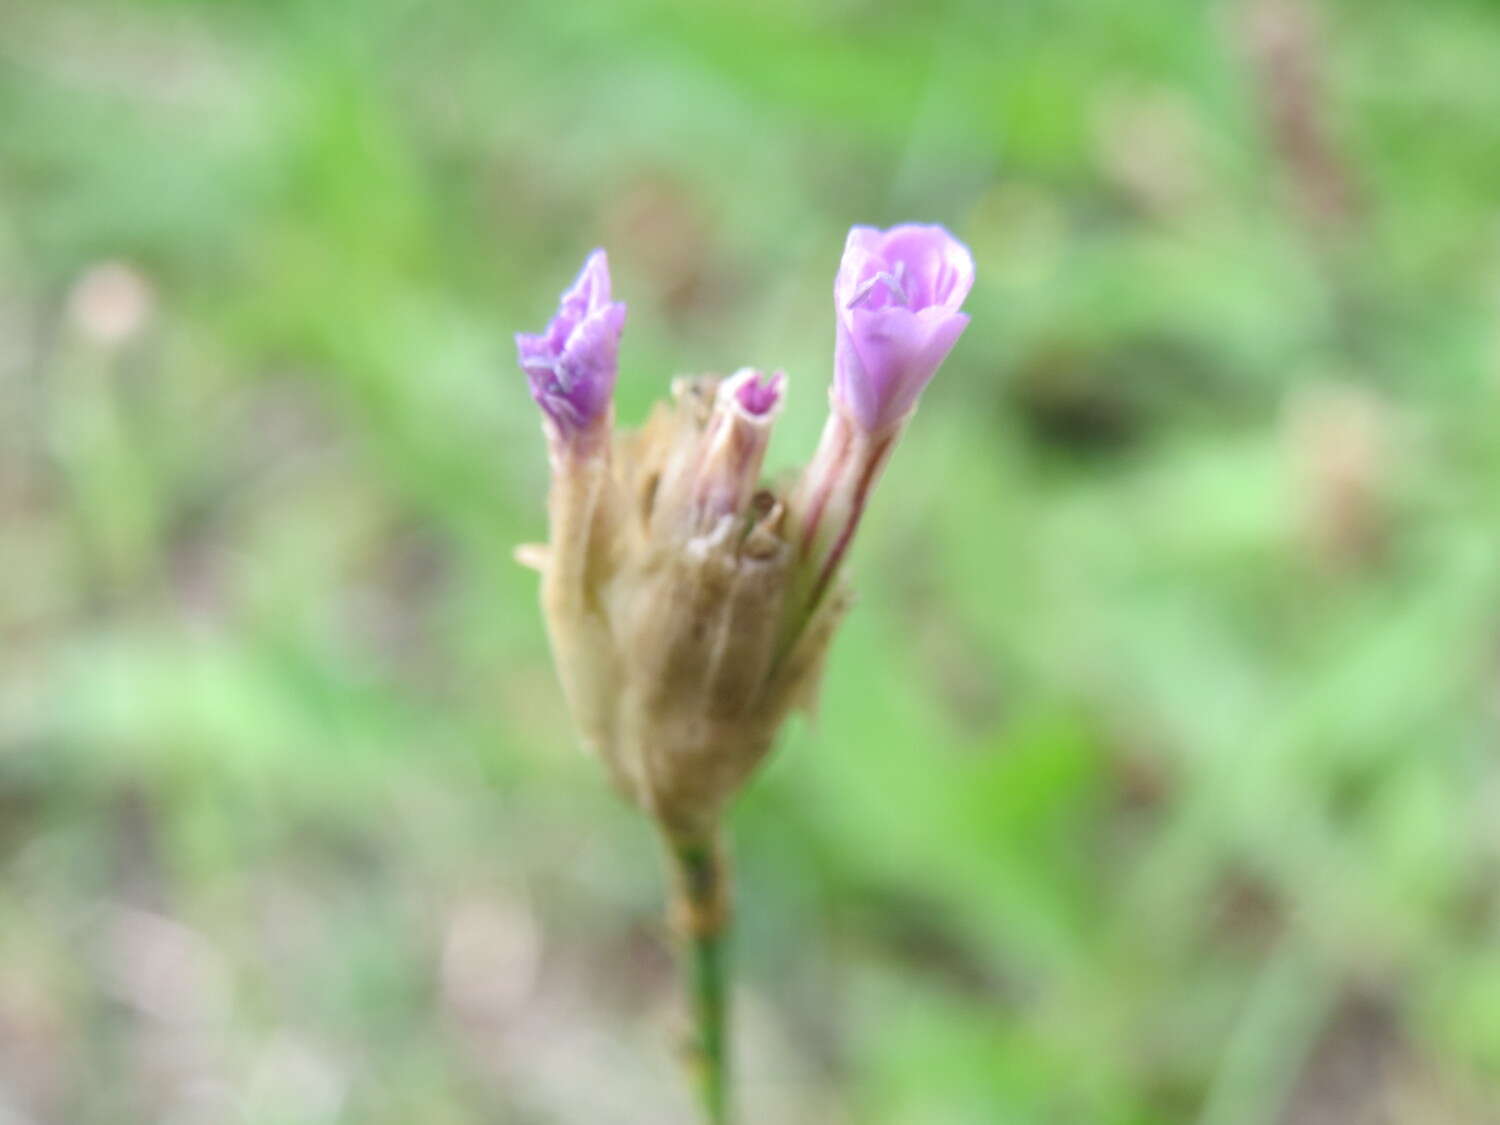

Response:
(514, 227), (977, 1125)
(833, 224), (974, 434)
(516, 224), (972, 837)
(516, 249), (627, 439)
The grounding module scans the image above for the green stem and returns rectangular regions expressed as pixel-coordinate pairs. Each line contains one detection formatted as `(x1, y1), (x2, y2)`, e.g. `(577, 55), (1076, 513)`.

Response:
(689, 921), (728, 1123)
(665, 830), (731, 1125)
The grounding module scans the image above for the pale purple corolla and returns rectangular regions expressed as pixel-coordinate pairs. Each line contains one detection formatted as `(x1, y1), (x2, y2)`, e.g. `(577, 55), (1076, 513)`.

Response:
(516, 249), (627, 440)
(833, 224), (974, 434)
(793, 223), (974, 609)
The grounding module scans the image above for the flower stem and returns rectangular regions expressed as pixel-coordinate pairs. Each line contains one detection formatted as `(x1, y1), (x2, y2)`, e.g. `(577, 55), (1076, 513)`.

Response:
(664, 829), (732, 1125)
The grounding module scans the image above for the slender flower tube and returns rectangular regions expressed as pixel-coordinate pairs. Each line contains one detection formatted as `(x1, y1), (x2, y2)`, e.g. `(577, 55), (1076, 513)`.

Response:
(515, 248), (627, 454)
(692, 368), (785, 532)
(796, 224), (974, 609)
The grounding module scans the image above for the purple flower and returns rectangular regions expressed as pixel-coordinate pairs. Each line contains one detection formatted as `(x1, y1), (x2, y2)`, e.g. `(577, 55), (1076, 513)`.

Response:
(683, 369), (786, 533)
(728, 368), (785, 418)
(516, 249), (627, 438)
(832, 224), (974, 434)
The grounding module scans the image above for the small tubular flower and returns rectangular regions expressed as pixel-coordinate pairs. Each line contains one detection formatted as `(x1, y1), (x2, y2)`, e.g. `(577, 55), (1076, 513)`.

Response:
(692, 368), (785, 532)
(833, 224), (974, 435)
(515, 249), (626, 445)
(794, 224), (974, 611)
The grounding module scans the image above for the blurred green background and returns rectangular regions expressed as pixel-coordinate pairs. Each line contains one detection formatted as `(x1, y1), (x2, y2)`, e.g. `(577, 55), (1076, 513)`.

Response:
(4, 0), (1500, 1121)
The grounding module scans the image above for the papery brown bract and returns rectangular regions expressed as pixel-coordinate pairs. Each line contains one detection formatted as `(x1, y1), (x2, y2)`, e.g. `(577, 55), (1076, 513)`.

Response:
(522, 375), (846, 839)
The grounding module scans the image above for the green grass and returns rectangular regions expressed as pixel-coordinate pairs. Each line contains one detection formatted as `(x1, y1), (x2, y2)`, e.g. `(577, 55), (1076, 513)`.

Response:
(3, 0), (1500, 1120)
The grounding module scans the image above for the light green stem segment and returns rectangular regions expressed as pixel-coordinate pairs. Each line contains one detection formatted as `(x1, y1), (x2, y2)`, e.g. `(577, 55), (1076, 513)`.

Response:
(665, 831), (731, 1125)
(689, 922), (728, 1124)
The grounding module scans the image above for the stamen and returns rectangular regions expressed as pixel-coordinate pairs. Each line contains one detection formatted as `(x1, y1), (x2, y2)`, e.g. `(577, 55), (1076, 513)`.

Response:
(543, 351), (578, 394)
(847, 260), (910, 310)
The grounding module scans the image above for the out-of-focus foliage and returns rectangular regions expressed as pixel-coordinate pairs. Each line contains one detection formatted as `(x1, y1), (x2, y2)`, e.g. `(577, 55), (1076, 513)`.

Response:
(3, 0), (1500, 1121)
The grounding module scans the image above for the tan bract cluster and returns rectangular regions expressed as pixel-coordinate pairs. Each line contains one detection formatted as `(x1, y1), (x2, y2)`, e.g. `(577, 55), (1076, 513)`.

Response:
(519, 375), (847, 840)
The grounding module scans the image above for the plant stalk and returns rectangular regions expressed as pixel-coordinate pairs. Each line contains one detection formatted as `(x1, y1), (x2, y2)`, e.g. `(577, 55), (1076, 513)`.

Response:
(664, 827), (732, 1125)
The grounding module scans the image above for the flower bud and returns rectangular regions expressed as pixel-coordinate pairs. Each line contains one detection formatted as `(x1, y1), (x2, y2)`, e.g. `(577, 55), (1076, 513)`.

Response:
(515, 250), (628, 765)
(515, 249), (626, 453)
